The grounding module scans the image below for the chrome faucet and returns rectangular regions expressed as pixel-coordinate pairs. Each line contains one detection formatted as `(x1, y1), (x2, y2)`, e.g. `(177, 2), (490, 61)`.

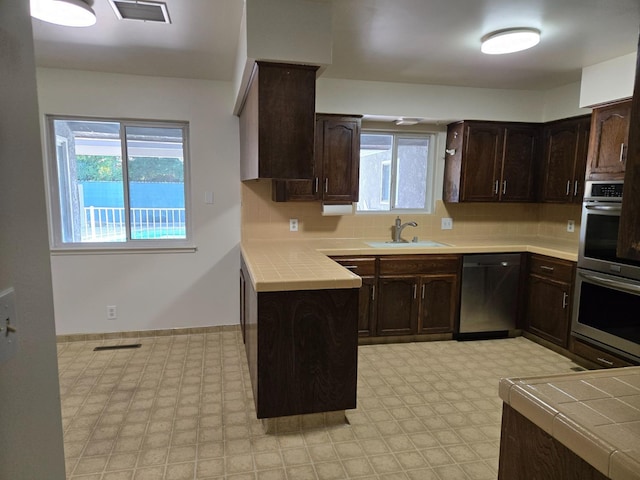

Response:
(393, 216), (418, 243)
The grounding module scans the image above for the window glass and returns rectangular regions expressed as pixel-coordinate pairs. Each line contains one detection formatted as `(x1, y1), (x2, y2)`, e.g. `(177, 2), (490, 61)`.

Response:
(357, 132), (434, 213)
(48, 117), (189, 248)
(395, 136), (429, 209)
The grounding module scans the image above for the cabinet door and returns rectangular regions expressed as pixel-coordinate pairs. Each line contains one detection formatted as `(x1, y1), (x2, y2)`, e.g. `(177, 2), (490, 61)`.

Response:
(377, 276), (419, 336)
(321, 116), (361, 202)
(418, 274), (458, 334)
(572, 118), (591, 203)
(359, 276), (377, 337)
(240, 62), (318, 180)
(526, 274), (571, 347)
(586, 100), (632, 180)
(541, 122), (580, 202)
(500, 125), (538, 202)
(461, 123), (503, 202)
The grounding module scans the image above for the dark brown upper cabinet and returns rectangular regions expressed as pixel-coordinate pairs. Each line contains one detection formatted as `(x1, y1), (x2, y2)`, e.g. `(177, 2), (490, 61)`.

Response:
(586, 99), (632, 181)
(618, 35), (640, 262)
(444, 121), (539, 203)
(272, 114), (362, 202)
(239, 62), (319, 181)
(540, 115), (591, 203)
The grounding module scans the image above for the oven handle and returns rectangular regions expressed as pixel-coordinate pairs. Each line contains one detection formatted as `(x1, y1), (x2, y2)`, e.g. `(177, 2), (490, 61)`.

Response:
(579, 271), (640, 296)
(584, 204), (622, 212)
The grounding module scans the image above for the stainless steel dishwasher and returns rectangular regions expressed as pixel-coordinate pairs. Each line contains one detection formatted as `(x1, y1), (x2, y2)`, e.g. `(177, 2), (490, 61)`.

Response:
(458, 253), (521, 339)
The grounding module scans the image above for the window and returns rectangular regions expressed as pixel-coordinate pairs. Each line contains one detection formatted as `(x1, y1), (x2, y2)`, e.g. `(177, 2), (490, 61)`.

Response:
(46, 116), (190, 249)
(357, 132), (435, 213)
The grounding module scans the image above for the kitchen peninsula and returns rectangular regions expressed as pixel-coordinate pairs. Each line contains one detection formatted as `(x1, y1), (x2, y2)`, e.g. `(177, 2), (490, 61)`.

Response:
(240, 234), (580, 420)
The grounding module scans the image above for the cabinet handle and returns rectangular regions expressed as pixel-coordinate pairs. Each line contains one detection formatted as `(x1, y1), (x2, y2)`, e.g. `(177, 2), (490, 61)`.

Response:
(413, 284), (417, 299)
(343, 265), (359, 271)
(574, 180), (579, 197)
(540, 265), (555, 272)
(421, 284), (426, 299)
(494, 180), (499, 195)
(562, 292), (569, 309)
(371, 285), (375, 301)
(502, 180), (507, 195)
(325, 178), (329, 193)
(314, 177), (319, 194)
(566, 180), (571, 196)
(620, 143), (625, 163)
(596, 357), (614, 367)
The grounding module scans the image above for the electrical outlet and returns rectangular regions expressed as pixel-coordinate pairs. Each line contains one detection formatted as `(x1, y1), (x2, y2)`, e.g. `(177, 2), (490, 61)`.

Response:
(567, 220), (575, 233)
(441, 217), (453, 230)
(107, 305), (117, 320)
(289, 218), (299, 232)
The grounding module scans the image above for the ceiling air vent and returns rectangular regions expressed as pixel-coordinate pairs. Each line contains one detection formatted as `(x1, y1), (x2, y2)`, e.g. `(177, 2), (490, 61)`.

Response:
(109, 0), (171, 23)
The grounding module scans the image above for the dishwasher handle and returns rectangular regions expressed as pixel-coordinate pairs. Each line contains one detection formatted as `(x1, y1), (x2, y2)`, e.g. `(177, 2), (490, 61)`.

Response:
(464, 261), (516, 268)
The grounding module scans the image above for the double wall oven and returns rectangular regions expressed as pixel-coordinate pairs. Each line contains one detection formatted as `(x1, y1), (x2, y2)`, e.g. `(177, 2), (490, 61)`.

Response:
(572, 180), (640, 364)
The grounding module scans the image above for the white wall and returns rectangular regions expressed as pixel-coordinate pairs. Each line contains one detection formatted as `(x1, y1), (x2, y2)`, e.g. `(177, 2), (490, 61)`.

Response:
(0, 2), (66, 478)
(542, 81), (592, 122)
(37, 69), (241, 335)
(317, 77), (589, 124)
(580, 52), (637, 107)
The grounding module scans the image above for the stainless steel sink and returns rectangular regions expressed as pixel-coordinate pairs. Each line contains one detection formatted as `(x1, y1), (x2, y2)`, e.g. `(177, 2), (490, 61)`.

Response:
(365, 240), (449, 248)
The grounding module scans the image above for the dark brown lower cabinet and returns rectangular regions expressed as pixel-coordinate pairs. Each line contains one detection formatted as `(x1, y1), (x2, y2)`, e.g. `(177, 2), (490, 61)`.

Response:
(239, 265), (246, 344)
(358, 276), (376, 336)
(418, 274), (459, 334)
(499, 403), (609, 480)
(330, 257), (377, 337)
(376, 255), (461, 337)
(377, 275), (419, 336)
(525, 255), (575, 348)
(242, 258), (359, 419)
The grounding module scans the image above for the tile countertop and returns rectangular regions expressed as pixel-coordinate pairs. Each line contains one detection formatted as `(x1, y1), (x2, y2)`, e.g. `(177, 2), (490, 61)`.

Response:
(499, 367), (640, 480)
(241, 235), (578, 292)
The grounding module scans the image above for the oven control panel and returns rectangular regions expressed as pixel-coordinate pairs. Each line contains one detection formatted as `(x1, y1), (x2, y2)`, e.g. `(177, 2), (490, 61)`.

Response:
(584, 181), (623, 201)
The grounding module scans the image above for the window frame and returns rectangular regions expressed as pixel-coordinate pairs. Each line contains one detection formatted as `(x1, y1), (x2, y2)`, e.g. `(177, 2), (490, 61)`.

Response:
(45, 114), (194, 253)
(357, 130), (437, 214)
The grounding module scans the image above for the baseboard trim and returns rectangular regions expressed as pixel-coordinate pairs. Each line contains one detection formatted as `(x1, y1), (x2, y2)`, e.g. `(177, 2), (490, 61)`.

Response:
(56, 324), (239, 343)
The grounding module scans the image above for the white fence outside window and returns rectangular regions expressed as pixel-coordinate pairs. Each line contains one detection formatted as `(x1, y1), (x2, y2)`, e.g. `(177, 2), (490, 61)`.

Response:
(82, 206), (186, 241)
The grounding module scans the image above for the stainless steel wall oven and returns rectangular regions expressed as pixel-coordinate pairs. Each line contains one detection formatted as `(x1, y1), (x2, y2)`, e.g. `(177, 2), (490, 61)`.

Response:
(572, 181), (640, 363)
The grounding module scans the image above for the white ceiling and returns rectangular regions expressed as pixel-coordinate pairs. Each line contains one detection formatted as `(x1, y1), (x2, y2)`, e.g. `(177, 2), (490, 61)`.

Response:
(31, 0), (640, 90)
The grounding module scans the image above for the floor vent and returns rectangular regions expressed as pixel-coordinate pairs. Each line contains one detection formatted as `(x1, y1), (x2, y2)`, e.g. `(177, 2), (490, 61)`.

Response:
(94, 343), (142, 352)
(109, 0), (171, 24)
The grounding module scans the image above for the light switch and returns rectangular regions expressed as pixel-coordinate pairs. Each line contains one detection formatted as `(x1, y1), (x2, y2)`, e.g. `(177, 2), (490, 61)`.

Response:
(0, 287), (18, 363)
(204, 191), (214, 204)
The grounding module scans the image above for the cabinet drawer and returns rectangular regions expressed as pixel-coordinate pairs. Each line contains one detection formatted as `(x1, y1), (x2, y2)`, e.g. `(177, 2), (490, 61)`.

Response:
(529, 255), (574, 282)
(331, 257), (376, 276)
(570, 337), (635, 368)
(379, 255), (460, 275)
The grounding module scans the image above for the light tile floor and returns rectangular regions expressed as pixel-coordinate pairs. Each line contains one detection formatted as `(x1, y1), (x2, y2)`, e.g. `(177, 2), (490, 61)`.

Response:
(58, 328), (581, 479)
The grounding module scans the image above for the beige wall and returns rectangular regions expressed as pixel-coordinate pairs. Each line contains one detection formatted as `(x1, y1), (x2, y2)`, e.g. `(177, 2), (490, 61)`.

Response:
(37, 68), (241, 335)
(242, 180), (581, 246)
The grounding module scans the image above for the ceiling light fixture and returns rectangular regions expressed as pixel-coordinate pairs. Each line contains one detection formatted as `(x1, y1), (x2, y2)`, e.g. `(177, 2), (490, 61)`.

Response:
(395, 118), (421, 126)
(30, 0), (97, 27)
(481, 27), (541, 55)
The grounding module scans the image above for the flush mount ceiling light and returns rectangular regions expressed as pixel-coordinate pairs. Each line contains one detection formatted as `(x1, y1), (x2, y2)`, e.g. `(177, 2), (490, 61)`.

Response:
(31, 0), (96, 27)
(481, 27), (541, 55)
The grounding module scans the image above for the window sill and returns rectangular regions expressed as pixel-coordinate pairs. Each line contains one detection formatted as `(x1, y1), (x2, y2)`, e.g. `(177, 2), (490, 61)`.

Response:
(50, 244), (197, 255)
